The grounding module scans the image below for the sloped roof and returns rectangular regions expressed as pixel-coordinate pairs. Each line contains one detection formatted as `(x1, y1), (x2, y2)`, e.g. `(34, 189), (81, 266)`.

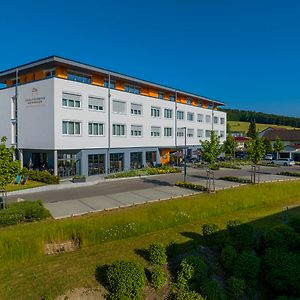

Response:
(263, 129), (300, 141)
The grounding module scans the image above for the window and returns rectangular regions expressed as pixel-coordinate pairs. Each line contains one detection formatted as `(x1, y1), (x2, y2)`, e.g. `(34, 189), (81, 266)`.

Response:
(158, 91), (164, 99)
(113, 100), (126, 114)
(62, 121), (81, 135)
(186, 98), (192, 105)
(62, 92), (81, 108)
(164, 108), (173, 119)
(187, 112), (194, 121)
(45, 70), (56, 78)
(220, 131), (225, 138)
(130, 152), (143, 169)
(214, 130), (219, 136)
(67, 71), (91, 84)
(197, 129), (204, 138)
(125, 84), (140, 94)
(213, 116), (219, 124)
(151, 107), (161, 118)
(197, 114), (204, 122)
(88, 96), (104, 111)
(151, 126), (161, 137)
(104, 79), (116, 89)
(177, 110), (185, 120)
(205, 115), (211, 123)
(198, 101), (202, 107)
(164, 127), (172, 137)
(131, 103), (142, 115)
(169, 94), (175, 102)
(220, 117), (225, 125)
(88, 122), (104, 136)
(88, 154), (105, 175)
(205, 130), (211, 138)
(110, 153), (124, 172)
(187, 129), (194, 137)
(177, 128), (185, 137)
(113, 124), (126, 136)
(131, 125), (142, 136)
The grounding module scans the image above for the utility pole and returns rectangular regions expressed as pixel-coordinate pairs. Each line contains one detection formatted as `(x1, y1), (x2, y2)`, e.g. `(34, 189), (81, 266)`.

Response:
(107, 73), (111, 174)
(184, 126), (187, 182)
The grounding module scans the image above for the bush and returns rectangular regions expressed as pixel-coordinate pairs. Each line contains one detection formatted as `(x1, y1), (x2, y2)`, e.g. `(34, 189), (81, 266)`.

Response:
(263, 248), (300, 295)
(217, 162), (241, 169)
(227, 220), (256, 250)
(202, 223), (221, 246)
(233, 250), (260, 282)
(106, 261), (145, 300)
(290, 218), (300, 235)
(226, 276), (246, 299)
(201, 280), (225, 300)
(148, 243), (167, 265)
(220, 245), (238, 273)
(176, 256), (208, 291)
(175, 181), (207, 192)
(278, 171), (300, 177)
(21, 168), (59, 184)
(150, 265), (167, 290)
(174, 289), (205, 300)
(0, 200), (51, 226)
(265, 224), (300, 251)
(219, 176), (252, 184)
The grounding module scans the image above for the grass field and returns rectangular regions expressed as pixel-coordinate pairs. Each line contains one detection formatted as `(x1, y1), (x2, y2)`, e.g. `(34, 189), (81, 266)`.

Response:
(4, 180), (46, 192)
(228, 120), (299, 133)
(1, 181), (300, 299)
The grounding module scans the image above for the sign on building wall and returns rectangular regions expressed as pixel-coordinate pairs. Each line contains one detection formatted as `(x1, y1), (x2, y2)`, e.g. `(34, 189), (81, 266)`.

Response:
(24, 88), (46, 107)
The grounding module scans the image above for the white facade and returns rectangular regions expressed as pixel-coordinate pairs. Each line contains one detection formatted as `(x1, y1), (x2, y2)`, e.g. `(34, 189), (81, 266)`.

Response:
(0, 58), (226, 176)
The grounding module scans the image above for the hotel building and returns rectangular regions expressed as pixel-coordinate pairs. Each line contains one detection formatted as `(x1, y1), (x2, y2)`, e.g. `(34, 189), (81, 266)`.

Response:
(0, 56), (226, 177)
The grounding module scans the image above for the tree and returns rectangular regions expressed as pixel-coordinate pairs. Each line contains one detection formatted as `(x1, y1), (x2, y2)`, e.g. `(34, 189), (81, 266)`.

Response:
(247, 120), (257, 138)
(223, 134), (238, 157)
(246, 136), (266, 183)
(200, 131), (223, 166)
(273, 136), (284, 159)
(227, 122), (232, 134)
(0, 136), (20, 190)
(263, 138), (273, 154)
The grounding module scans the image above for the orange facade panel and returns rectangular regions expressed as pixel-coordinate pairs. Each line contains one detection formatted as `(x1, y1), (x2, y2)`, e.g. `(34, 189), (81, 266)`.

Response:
(6, 79), (13, 87)
(91, 75), (104, 86)
(26, 73), (34, 82)
(192, 99), (198, 106)
(116, 81), (125, 91)
(19, 75), (26, 84)
(202, 101), (208, 109)
(149, 88), (158, 98)
(35, 70), (45, 81)
(141, 87), (149, 96)
(56, 67), (67, 79)
(164, 92), (170, 100)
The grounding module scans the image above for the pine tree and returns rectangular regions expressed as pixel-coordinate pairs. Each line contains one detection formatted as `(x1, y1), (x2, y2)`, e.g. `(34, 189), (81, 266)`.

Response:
(247, 120), (257, 138)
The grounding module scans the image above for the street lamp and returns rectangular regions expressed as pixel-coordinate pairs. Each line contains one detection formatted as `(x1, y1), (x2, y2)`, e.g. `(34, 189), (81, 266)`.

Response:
(178, 127), (187, 182)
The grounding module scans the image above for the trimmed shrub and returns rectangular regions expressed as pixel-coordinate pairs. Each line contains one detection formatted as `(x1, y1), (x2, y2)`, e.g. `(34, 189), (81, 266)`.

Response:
(106, 261), (145, 300)
(175, 181), (207, 192)
(263, 248), (300, 295)
(201, 280), (225, 300)
(202, 223), (221, 246)
(175, 289), (205, 300)
(233, 250), (260, 282)
(226, 276), (246, 299)
(278, 171), (300, 177)
(290, 218), (300, 235)
(220, 245), (238, 273)
(150, 265), (167, 290)
(219, 176), (252, 184)
(176, 256), (208, 291)
(21, 168), (59, 184)
(265, 224), (300, 251)
(0, 200), (51, 226)
(227, 220), (256, 250)
(149, 243), (167, 265)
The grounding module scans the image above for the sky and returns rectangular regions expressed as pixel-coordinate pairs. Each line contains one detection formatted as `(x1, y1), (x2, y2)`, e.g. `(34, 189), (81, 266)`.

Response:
(0, 0), (300, 117)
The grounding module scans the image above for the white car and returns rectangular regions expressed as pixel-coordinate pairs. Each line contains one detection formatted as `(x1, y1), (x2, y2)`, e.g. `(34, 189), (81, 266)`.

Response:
(264, 154), (273, 161)
(272, 158), (295, 166)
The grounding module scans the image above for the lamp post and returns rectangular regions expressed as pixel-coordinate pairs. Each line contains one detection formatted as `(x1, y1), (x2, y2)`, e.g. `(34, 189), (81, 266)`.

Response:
(178, 126), (187, 182)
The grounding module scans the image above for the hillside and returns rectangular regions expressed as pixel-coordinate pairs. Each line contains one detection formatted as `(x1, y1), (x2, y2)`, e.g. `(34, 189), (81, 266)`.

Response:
(228, 120), (299, 133)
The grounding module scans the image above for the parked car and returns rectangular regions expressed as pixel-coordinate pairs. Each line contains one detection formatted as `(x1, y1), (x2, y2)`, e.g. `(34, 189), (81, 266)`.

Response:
(264, 154), (273, 161)
(236, 152), (247, 159)
(272, 158), (295, 166)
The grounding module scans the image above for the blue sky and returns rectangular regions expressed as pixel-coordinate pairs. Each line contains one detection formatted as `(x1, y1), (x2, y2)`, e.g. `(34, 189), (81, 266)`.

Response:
(1, 0), (300, 117)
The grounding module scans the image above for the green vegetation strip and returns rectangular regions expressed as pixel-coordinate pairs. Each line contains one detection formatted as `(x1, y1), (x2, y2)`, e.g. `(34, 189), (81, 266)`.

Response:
(278, 171), (300, 177)
(219, 176), (252, 184)
(175, 181), (207, 191)
(4, 180), (46, 192)
(0, 181), (300, 299)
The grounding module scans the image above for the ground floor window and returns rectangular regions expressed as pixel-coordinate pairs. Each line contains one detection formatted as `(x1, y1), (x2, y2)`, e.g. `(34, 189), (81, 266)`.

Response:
(146, 151), (156, 166)
(110, 153), (124, 173)
(88, 154), (105, 175)
(58, 153), (77, 177)
(130, 152), (143, 169)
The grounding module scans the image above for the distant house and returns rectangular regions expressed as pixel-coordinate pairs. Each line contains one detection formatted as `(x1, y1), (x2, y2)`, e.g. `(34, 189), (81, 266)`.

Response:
(234, 136), (249, 150)
(259, 127), (300, 161)
(231, 131), (245, 137)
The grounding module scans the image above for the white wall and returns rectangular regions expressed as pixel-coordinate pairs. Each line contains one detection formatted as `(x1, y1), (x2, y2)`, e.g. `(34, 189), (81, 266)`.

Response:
(0, 88), (14, 145)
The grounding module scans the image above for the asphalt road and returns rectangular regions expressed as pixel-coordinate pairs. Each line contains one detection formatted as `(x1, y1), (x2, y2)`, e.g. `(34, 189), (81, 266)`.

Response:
(8, 164), (300, 204)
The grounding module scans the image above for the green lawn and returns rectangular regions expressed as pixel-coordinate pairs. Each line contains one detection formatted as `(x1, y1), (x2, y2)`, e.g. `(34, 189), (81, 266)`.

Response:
(0, 181), (300, 299)
(4, 180), (46, 192)
(228, 120), (299, 133)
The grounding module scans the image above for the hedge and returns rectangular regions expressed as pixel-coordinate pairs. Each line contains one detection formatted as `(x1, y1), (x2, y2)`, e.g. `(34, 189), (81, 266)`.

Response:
(219, 176), (252, 184)
(175, 181), (207, 192)
(21, 168), (59, 184)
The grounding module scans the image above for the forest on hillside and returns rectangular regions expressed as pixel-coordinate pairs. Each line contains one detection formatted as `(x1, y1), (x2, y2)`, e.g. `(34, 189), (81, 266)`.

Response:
(223, 109), (300, 128)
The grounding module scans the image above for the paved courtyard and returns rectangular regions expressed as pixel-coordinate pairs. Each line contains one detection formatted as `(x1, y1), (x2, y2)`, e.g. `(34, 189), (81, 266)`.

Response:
(7, 165), (300, 218)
